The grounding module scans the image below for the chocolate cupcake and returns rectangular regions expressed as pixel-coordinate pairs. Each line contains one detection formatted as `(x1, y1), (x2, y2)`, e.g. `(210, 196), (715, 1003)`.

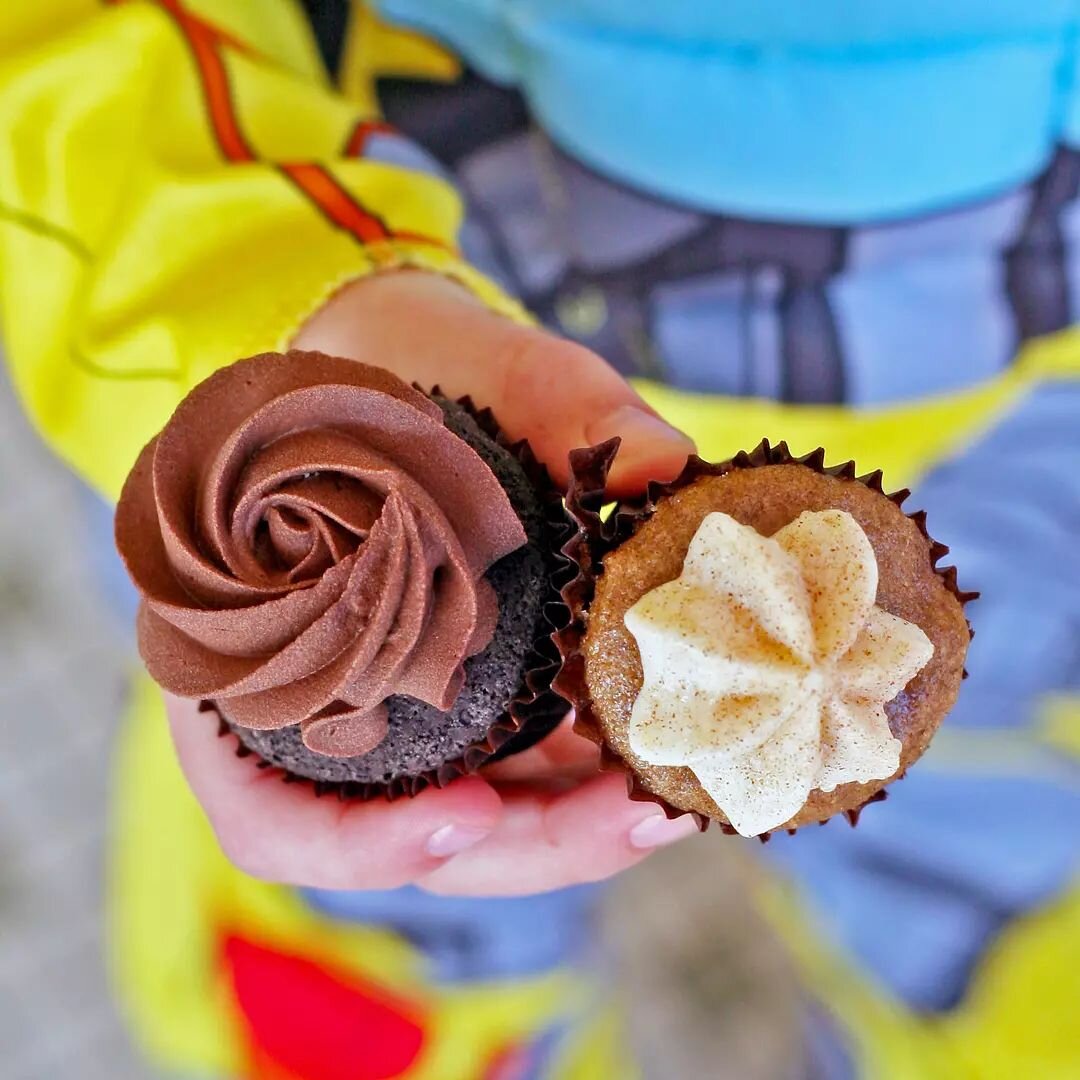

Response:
(556, 439), (976, 837)
(115, 351), (568, 798)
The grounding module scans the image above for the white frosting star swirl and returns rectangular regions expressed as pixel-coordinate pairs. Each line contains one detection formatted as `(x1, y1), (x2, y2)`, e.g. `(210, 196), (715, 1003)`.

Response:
(624, 510), (934, 837)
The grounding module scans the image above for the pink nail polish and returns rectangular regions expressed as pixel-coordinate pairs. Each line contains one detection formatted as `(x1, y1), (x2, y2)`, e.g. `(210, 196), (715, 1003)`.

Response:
(425, 824), (491, 858)
(628, 812), (697, 850)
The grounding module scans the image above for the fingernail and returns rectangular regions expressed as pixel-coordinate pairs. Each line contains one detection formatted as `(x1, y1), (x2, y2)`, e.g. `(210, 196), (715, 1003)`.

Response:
(426, 824), (491, 858)
(585, 405), (695, 455)
(628, 812), (698, 850)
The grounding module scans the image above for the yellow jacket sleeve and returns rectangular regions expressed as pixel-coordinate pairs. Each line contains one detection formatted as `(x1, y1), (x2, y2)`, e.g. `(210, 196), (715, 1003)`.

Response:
(0, 0), (524, 500)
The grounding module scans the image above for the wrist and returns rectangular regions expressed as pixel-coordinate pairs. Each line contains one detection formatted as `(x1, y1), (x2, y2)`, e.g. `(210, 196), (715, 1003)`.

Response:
(291, 270), (483, 357)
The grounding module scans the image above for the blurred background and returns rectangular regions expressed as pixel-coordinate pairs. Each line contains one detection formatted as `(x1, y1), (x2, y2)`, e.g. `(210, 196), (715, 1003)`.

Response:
(0, 367), (799, 1078)
(4, 4), (1080, 1078)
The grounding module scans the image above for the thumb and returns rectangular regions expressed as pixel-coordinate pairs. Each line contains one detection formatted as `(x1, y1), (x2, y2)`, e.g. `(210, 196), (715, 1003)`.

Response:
(291, 271), (695, 497)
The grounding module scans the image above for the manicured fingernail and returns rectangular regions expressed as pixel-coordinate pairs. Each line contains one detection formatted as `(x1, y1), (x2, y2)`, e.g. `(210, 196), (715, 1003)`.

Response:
(628, 812), (698, 850)
(426, 824), (491, 858)
(585, 405), (695, 455)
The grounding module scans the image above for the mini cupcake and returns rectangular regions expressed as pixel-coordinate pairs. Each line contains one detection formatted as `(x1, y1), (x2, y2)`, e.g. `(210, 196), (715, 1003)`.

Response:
(556, 439), (976, 837)
(115, 351), (568, 798)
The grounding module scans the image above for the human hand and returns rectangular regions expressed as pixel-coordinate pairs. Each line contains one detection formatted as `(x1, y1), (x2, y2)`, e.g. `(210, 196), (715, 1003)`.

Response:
(293, 271), (693, 497)
(167, 270), (698, 896)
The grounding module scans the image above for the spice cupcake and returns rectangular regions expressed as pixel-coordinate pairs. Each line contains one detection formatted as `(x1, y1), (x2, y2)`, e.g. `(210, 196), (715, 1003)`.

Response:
(115, 351), (568, 798)
(556, 439), (976, 837)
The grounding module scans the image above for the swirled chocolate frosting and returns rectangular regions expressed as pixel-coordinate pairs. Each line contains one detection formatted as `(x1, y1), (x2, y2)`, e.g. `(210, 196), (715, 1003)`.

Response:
(115, 351), (526, 758)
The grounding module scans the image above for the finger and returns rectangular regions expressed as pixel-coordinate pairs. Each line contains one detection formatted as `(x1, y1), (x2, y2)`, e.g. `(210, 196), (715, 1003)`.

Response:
(291, 272), (695, 497)
(166, 694), (503, 890)
(480, 715), (601, 785)
(418, 772), (698, 896)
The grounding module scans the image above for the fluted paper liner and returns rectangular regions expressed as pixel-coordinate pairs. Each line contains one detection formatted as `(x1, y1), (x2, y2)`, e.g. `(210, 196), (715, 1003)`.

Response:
(207, 393), (572, 802)
(552, 438), (978, 838)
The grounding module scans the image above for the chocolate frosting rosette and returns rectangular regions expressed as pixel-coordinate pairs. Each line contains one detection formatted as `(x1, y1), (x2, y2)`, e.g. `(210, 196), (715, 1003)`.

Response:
(116, 351), (569, 797)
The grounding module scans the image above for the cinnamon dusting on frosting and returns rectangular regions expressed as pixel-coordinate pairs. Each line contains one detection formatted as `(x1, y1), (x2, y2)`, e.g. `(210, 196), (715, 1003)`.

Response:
(624, 510), (933, 836)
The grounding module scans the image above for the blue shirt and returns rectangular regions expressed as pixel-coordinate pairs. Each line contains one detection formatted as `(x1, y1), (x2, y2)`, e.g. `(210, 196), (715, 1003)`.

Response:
(378, 0), (1080, 221)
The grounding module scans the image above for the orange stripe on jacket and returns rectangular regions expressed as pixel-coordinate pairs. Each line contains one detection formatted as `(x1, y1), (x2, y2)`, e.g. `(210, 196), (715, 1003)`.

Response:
(107, 0), (450, 253)
(279, 163), (391, 244)
(181, 14), (256, 161)
(345, 120), (398, 157)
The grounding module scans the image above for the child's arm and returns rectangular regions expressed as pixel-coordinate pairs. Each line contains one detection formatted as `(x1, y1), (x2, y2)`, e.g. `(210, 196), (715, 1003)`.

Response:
(1, 2), (695, 892)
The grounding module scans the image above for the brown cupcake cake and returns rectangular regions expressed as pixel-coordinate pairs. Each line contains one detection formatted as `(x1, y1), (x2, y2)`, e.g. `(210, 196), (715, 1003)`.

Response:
(556, 439), (976, 837)
(115, 351), (569, 799)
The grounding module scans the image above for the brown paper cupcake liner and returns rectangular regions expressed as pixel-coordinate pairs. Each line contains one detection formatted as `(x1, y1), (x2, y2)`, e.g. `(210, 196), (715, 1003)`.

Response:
(206, 392), (573, 802)
(552, 437), (978, 838)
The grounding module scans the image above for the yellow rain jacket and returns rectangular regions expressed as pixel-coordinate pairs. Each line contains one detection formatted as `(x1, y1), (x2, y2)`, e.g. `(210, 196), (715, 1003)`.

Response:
(1, 3), (1077, 1079)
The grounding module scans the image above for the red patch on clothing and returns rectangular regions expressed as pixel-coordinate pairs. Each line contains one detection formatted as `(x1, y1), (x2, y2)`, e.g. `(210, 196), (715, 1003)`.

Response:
(222, 934), (427, 1080)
